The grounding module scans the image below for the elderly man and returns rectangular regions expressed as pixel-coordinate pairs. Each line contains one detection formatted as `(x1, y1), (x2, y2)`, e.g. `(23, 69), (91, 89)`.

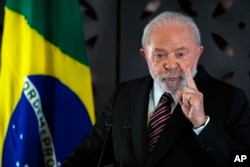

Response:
(62, 11), (250, 167)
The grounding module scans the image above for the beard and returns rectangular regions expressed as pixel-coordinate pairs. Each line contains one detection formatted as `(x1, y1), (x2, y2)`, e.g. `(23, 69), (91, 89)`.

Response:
(149, 68), (196, 94)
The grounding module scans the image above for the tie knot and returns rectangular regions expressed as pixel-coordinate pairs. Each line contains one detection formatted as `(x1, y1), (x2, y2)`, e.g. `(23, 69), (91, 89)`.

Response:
(160, 92), (173, 105)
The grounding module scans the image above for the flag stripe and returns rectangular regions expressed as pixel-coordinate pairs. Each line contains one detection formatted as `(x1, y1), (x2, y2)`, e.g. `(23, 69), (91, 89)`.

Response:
(5, 0), (88, 65)
(1, 8), (95, 124)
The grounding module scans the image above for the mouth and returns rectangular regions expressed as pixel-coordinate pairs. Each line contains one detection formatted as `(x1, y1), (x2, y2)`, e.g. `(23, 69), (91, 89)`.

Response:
(165, 77), (179, 82)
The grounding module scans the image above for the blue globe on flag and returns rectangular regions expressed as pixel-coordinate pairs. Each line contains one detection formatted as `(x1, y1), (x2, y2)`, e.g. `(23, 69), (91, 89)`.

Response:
(3, 75), (92, 167)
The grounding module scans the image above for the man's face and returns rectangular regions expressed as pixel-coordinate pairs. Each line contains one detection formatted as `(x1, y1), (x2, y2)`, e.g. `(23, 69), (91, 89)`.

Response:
(140, 25), (203, 94)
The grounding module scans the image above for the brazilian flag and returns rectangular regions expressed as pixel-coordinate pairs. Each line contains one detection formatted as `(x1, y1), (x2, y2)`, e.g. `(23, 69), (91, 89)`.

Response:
(0, 0), (95, 166)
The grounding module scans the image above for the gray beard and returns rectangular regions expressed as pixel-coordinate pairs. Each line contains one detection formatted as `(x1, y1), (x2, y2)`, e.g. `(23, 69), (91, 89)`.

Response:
(150, 68), (197, 94)
(155, 75), (187, 94)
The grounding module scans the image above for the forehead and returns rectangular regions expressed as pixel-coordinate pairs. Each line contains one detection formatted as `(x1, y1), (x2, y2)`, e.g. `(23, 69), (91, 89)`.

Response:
(148, 25), (197, 50)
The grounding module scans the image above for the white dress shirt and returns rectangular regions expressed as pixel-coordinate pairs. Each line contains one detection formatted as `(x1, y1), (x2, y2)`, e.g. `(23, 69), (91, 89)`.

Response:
(147, 81), (210, 135)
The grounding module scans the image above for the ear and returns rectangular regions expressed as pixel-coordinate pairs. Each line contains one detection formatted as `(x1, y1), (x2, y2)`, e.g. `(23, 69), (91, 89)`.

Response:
(197, 45), (204, 58)
(140, 48), (146, 58)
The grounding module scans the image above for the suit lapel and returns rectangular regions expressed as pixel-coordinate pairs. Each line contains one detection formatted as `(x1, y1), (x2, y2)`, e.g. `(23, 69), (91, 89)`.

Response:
(131, 76), (152, 166)
(145, 104), (193, 167)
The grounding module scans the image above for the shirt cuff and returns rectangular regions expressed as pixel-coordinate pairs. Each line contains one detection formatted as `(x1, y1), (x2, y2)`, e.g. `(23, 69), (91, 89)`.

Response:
(193, 116), (210, 135)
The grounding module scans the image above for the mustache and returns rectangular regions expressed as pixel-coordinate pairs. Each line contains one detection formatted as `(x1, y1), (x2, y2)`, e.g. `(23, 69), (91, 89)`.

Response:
(159, 71), (184, 79)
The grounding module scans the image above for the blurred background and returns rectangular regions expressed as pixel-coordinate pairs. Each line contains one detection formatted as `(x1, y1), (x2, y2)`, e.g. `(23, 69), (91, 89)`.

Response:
(1, 0), (249, 118)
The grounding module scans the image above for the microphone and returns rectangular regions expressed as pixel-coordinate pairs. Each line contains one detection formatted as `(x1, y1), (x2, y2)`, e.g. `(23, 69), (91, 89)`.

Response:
(97, 119), (112, 167)
(120, 121), (131, 167)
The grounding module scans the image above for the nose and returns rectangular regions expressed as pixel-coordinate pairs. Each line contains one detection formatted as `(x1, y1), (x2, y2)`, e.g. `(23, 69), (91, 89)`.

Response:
(163, 55), (178, 70)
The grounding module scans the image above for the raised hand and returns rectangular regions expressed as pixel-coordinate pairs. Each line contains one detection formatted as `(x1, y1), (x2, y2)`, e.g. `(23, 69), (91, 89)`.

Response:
(177, 68), (207, 128)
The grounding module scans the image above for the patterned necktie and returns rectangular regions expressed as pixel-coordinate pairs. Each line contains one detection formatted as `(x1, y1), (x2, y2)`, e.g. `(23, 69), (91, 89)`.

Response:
(147, 92), (173, 156)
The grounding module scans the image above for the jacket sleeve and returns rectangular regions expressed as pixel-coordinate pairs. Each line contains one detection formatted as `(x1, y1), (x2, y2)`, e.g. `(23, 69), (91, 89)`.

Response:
(194, 88), (250, 166)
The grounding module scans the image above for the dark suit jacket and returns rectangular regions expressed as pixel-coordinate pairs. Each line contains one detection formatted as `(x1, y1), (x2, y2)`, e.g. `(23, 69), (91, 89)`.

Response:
(62, 66), (250, 167)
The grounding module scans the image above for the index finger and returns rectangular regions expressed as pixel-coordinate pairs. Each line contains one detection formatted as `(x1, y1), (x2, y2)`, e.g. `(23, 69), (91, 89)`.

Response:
(186, 68), (197, 89)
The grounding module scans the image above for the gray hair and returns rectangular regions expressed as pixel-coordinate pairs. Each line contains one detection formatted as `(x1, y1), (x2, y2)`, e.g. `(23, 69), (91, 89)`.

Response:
(141, 11), (201, 48)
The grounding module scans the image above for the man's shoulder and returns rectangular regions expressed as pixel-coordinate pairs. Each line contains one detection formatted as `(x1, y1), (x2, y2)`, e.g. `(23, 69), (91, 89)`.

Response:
(116, 75), (152, 92)
(120, 75), (152, 85)
(196, 66), (238, 91)
(197, 66), (247, 101)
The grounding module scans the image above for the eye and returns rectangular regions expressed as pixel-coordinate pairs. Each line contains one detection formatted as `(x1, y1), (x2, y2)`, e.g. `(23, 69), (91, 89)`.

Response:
(153, 52), (167, 61)
(157, 53), (164, 58)
(176, 52), (185, 58)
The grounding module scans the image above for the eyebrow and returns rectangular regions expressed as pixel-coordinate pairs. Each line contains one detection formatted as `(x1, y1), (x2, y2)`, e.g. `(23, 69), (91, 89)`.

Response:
(154, 48), (166, 52)
(154, 47), (189, 53)
(174, 47), (189, 52)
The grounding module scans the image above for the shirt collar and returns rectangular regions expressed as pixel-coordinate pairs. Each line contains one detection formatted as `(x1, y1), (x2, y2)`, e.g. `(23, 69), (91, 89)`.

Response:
(152, 81), (178, 107)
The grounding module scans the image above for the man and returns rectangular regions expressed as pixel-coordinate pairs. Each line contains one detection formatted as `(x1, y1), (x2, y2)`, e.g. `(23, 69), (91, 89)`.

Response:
(62, 11), (250, 167)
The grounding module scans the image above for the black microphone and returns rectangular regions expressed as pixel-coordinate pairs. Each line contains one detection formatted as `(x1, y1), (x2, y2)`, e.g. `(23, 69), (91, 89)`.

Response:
(120, 121), (131, 167)
(97, 119), (112, 167)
